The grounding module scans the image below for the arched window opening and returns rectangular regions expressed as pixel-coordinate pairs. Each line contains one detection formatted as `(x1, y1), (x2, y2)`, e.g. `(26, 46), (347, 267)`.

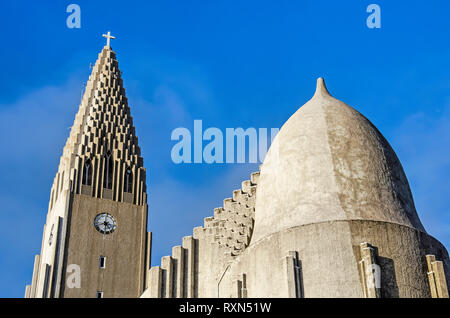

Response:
(82, 159), (92, 186)
(125, 167), (133, 193)
(103, 152), (113, 189)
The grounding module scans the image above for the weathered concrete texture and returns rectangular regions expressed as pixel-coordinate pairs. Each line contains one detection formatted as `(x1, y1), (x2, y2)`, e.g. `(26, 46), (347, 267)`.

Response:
(252, 78), (424, 245)
(61, 194), (147, 298)
(426, 255), (449, 298)
(220, 220), (362, 298)
(219, 220), (449, 298)
(348, 220), (450, 297)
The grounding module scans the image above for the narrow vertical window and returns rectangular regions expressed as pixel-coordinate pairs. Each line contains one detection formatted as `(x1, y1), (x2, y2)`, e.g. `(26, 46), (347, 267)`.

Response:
(83, 158), (92, 185)
(96, 291), (103, 298)
(125, 167), (133, 193)
(99, 256), (106, 268)
(103, 152), (113, 189)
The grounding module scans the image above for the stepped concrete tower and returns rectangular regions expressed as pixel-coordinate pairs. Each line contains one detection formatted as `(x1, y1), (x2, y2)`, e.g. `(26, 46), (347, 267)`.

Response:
(25, 34), (151, 298)
(141, 78), (449, 298)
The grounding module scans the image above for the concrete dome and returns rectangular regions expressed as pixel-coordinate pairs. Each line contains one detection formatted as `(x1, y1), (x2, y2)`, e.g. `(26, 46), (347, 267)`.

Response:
(251, 78), (425, 244)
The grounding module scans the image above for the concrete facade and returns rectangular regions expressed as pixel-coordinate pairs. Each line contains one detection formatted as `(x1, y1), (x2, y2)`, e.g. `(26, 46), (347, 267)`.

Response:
(26, 45), (150, 298)
(26, 41), (449, 298)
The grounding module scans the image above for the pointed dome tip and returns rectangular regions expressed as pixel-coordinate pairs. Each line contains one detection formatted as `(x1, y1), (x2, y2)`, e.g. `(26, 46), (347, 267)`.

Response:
(314, 77), (331, 98)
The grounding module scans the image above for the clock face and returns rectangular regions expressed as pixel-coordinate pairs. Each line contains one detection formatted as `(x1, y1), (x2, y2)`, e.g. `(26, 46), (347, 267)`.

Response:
(94, 213), (117, 234)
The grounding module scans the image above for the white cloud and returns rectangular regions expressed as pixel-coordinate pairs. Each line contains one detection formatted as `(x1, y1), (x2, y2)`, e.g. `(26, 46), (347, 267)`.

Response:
(0, 77), (82, 165)
(0, 77), (84, 296)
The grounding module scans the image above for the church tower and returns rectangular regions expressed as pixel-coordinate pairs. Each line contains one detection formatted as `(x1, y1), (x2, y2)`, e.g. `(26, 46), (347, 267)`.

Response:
(25, 33), (151, 298)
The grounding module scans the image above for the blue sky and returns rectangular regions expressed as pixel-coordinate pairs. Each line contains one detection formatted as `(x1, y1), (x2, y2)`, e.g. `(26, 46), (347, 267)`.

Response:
(0, 1), (449, 297)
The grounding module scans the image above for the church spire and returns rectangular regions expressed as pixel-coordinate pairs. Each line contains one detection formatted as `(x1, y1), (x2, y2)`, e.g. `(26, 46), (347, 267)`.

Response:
(49, 36), (146, 210)
(27, 36), (150, 299)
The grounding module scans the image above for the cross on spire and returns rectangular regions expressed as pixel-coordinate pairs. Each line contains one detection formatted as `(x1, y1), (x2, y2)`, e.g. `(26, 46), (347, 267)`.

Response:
(102, 31), (116, 47)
